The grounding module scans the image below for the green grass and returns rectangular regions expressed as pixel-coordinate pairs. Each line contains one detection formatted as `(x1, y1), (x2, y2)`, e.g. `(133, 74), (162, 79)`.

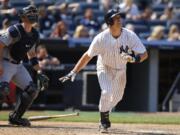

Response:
(0, 111), (180, 124)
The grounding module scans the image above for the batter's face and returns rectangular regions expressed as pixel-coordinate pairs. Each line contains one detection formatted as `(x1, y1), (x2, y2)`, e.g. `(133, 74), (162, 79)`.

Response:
(112, 15), (122, 27)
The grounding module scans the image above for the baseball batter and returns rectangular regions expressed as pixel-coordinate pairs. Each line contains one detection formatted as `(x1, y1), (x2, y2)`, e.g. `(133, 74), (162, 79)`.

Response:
(59, 9), (148, 133)
(0, 5), (49, 126)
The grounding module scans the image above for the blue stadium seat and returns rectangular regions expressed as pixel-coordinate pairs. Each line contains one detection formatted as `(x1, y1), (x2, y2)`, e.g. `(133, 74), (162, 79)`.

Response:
(65, 20), (76, 31)
(172, 0), (180, 5)
(42, 29), (52, 37)
(79, 2), (99, 10)
(167, 20), (180, 27)
(33, 0), (54, 7)
(133, 25), (150, 35)
(11, 0), (30, 7)
(125, 19), (147, 25)
(74, 15), (84, 25)
(93, 10), (104, 17)
(70, 0), (87, 1)
(73, 0), (99, 1)
(139, 32), (150, 39)
(152, 4), (166, 12)
(148, 20), (167, 27)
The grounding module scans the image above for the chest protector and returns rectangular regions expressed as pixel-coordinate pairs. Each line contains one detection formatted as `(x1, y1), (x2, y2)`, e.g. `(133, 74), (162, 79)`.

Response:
(8, 24), (39, 62)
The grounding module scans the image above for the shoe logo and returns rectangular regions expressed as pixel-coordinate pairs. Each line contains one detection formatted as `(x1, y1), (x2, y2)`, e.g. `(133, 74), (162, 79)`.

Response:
(25, 44), (31, 48)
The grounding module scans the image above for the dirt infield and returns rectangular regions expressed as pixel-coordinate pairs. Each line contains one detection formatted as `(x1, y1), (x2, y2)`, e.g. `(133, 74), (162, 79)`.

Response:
(0, 121), (180, 135)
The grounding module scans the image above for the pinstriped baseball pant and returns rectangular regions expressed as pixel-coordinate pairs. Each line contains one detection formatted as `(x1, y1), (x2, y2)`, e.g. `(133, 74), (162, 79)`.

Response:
(97, 66), (126, 112)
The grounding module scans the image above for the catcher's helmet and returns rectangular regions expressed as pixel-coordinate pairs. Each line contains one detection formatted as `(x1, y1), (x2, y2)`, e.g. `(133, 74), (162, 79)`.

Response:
(19, 5), (38, 23)
(104, 9), (122, 25)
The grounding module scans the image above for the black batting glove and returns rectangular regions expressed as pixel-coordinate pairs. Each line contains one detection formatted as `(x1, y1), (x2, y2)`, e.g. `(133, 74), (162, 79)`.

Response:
(37, 73), (49, 91)
(59, 71), (77, 83)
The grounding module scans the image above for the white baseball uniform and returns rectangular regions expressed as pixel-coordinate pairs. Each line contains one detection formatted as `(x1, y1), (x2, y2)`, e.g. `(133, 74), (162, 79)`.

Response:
(87, 28), (146, 112)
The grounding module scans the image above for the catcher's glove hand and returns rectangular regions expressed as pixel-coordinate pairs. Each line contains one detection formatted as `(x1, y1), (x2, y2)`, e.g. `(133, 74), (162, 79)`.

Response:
(59, 71), (77, 83)
(120, 46), (140, 63)
(37, 73), (49, 91)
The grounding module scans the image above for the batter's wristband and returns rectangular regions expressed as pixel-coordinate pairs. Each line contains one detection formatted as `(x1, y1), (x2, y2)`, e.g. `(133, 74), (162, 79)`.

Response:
(30, 57), (38, 66)
(134, 55), (141, 63)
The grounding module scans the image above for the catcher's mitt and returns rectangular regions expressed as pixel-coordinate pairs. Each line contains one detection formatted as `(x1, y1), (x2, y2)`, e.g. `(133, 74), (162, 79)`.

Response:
(37, 73), (49, 91)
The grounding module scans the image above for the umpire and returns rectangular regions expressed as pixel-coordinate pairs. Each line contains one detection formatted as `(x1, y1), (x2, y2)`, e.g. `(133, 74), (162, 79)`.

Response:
(0, 5), (49, 126)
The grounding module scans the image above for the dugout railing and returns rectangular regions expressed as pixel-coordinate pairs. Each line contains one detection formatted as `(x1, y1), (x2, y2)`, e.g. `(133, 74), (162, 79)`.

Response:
(162, 72), (180, 112)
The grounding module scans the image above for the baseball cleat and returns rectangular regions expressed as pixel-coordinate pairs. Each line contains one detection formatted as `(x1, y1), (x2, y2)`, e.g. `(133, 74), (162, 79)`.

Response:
(9, 114), (31, 127)
(99, 124), (109, 133)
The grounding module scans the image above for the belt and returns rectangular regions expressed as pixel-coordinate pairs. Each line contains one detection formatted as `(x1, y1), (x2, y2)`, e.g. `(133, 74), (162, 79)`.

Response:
(3, 58), (20, 64)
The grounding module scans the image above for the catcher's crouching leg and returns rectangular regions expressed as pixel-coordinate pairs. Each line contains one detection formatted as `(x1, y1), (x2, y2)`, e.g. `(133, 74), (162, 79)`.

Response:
(0, 82), (10, 103)
(9, 82), (40, 126)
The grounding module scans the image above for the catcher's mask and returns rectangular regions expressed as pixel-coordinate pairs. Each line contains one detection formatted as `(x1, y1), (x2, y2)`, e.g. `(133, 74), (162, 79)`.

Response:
(104, 9), (122, 26)
(19, 5), (38, 23)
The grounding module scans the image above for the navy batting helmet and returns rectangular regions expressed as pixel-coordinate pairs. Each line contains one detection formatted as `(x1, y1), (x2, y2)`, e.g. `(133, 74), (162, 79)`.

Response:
(104, 9), (122, 25)
(19, 5), (38, 23)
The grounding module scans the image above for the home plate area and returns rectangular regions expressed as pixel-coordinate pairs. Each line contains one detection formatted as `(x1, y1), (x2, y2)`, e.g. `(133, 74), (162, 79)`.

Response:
(0, 121), (180, 135)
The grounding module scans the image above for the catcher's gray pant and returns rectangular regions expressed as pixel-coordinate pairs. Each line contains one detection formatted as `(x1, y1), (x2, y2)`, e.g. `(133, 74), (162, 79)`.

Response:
(97, 65), (126, 112)
(0, 60), (32, 90)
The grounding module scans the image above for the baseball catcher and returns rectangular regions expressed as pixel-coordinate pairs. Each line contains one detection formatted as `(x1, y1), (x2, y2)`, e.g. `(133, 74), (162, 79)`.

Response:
(0, 5), (49, 126)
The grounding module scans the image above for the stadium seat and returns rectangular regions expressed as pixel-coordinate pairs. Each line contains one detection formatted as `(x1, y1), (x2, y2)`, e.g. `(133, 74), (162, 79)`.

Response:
(148, 20), (167, 27)
(152, 4), (166, 12)
(167, 20), (180, 27)
(139, 32), (150, 39)
(133, 25), (150, 35)
(79, 2), (99, 10)
(32, 0), (54, 7)
(125, 19), (147, 25)
(173, 0), (180, 5)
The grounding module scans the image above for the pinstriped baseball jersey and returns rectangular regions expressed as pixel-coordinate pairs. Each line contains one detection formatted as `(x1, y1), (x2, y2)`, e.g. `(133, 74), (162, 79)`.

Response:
(87, 28), (147, 112)
(87, 28), (146, 70)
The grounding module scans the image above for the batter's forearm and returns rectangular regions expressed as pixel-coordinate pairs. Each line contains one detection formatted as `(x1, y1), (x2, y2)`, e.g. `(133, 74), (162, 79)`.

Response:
(72, 52), (92, 73)
(139, 51), (148, 62)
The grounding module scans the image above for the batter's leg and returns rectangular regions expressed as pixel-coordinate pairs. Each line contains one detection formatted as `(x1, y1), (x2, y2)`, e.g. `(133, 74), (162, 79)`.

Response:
(110, 70), (126, 109)
(97, 68), (113, 132)
(97, 69), (113, 112)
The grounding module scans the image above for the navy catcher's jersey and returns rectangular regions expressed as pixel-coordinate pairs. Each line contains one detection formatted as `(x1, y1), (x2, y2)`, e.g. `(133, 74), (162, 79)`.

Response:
(6, 23), (39, 62)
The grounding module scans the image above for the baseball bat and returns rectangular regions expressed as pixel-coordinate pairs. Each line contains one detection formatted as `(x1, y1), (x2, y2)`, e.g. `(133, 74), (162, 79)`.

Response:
(28, 112), (79, 121)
